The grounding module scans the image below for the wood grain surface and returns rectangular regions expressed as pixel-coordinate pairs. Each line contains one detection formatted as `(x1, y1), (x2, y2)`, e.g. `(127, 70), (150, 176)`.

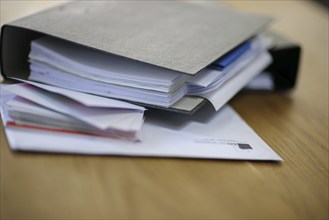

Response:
(0, 1), (328, 219)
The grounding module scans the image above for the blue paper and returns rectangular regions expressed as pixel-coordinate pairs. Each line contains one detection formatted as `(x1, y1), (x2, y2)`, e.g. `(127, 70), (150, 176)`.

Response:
(212, 40), (252, 70)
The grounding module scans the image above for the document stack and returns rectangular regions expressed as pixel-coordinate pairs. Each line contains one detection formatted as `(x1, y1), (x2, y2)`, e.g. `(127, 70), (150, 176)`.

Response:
(2, 81), (145, 141)
(28, 36), (271, 110)
(28, 37), (189, 108)
(0, 1), (291, 160)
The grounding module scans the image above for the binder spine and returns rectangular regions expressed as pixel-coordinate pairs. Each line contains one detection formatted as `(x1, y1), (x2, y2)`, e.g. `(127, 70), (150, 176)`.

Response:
(264, 31), (302, 91)
(0, 25), (45, 79)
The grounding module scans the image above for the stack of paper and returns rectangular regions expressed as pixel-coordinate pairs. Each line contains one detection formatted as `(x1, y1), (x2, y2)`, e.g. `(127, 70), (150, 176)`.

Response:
(29, 37), (189, 107)
(28, 36), (271, 110)
(2, 81), (146, 141)
(0, 1), (283, 161)
(0, 87), (282, 161)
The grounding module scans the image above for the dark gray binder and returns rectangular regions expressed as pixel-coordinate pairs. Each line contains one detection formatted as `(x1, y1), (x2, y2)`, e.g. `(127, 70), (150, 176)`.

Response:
(1, 1), (299, 113)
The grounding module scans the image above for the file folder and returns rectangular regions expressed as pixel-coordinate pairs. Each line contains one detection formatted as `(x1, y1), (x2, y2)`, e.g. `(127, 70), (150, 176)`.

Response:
(0, 1), (300, 114)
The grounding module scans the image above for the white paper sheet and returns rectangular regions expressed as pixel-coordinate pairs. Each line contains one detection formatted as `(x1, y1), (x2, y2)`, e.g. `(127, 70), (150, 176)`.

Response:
(0, 89), (282, 161)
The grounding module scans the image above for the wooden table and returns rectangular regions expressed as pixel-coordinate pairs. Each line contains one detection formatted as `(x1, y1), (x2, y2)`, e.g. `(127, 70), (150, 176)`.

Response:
(1, 1), (328, 219)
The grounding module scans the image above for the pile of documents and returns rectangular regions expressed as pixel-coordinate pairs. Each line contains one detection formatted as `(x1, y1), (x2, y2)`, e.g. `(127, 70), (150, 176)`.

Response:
(0, 87), (282, 161)
(0, 1), (283, 161)
(2, 81), (146, 141)
(28, 37), (189, 107)
(28, 36), (271, 109)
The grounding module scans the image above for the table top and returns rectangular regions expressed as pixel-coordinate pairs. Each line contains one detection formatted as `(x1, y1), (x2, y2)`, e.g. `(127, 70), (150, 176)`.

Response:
(1, 1), (328, 219)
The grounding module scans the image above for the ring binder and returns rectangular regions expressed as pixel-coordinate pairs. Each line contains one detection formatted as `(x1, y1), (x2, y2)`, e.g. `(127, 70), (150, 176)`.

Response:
(0, 1), (301, 114)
